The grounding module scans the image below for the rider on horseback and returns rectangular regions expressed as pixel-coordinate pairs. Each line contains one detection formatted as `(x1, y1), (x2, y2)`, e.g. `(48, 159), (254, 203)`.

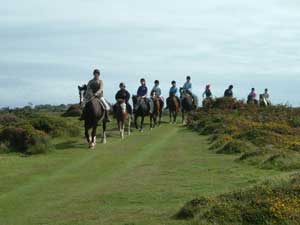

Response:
(202, 84), (213, 99)
(166, 81), (181, 109)
(151, 80), (164, 103)
(182, 76), (198, 107)
(115, 82), (133, 115)
(135, 78), (153, 114)
(80, 69), (111, 122)
(261, 88), (271, 106)
(247, 88), (257, 102)
(224, 85), (234, 98)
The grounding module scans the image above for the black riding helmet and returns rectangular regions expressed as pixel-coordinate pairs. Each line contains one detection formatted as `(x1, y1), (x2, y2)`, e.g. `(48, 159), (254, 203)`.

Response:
(93, 69), (100, 75)
(186, 76), (191, 80)
(171, 80), (176, 84)
(119, 82), (125, 88)
(154, 80), (159, 84)
(140, 78), (145, 82)
(229, 85), (233, 89)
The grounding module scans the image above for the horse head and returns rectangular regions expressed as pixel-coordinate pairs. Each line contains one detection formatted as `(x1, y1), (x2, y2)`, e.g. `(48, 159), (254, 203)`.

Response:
(78, 85), (87, 105)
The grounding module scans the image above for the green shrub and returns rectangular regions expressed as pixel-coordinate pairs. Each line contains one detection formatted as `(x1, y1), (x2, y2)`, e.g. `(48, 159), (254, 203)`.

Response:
(176, 174), (300, 225)
(0, 126), (51, 154)
(217, 140), (251, 154)
(29, 115), (80, 137)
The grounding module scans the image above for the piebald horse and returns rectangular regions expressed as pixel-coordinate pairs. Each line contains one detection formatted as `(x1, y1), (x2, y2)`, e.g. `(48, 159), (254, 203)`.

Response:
(114, 100), (131, 139)
(78, 85), (107, 149)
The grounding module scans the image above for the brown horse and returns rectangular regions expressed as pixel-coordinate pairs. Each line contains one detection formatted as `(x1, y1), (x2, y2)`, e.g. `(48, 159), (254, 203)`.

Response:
(150, 96), (164, 128)
(168, 94), (180, 124)
(114, 100), (131, 139)
(78, 85), (107, 149)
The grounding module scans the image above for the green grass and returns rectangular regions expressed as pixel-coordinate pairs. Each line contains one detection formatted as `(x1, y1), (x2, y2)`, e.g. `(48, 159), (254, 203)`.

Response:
(0, 118), (289, 225)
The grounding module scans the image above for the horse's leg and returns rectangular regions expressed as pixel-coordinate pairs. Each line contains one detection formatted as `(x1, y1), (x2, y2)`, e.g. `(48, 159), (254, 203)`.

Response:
(102, 121), (107, 144)
(85, 125), (90, 144)
(90, 125), (97, 149)
(128, 116), (131, 136)
(182, 110), (185, 124)
(174, 111), (177, 124)
(150, 114), (153, 129)
(140, 116), (144, 132)
(134, 115), (138, 130)
(121, 121), (125, 140)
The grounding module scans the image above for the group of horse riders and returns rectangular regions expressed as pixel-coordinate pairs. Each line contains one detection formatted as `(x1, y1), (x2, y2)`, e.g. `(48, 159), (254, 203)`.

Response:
(81, 69), (272, 122)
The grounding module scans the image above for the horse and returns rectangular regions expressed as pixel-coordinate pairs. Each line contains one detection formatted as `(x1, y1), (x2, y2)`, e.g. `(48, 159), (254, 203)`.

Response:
(168, 94), (180, 124)
(132, 95), (150, 132)
(259, 94), (271, 107)
(202, 97), (215, 109)
(78, 85), (87, 107)
(247, 97), (259, 105)
(78, 85), (107, 149)
(114, 100), (131, 139)
(180, 88), (196, 124)
(150, 95), (164, 128)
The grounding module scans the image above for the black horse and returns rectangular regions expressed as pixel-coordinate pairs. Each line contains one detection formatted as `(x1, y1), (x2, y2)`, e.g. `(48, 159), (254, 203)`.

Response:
(180, 88), (196, 123)
(132, 96), (150, 132)
(78, 85), (107, 149)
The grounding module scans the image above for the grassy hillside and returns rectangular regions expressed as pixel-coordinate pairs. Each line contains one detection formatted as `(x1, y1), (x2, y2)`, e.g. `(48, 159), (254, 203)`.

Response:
(0, 113), (285, 225)
(187, 100), (300, 171)
(176, 174), (300, 225)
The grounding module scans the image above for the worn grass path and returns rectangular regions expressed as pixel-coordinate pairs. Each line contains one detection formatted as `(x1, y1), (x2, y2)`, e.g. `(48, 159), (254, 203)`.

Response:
(0, 122), (286, 225)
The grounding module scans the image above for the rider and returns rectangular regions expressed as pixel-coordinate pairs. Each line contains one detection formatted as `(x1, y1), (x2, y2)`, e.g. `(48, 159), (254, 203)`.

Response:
(261, 88), (271, 105)
(224, 85), (234, 98)
(115, 82), (132, 115)
(248, 88), (257, 102)
(136, 78), (153, 113)
(182, 76), (198, 107)
(166, 81), (180, 109)
(202, 84), (213, 99)
(151, 80), (163, 104)
(151, 80), (162, 98)
(81, 69), (111, 122)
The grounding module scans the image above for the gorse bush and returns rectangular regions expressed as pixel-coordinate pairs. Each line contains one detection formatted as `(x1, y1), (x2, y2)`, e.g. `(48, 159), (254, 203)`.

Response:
(0, 111), (81, 155)
(0, 126), (51, 154)
(29, 115), (81, 137)
(187, 102), (300, 171)
(176, 174), (300, 225)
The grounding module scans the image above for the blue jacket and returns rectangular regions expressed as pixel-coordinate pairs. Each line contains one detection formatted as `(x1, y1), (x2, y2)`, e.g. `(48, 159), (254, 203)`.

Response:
(183, 82), (192, 91)
(169, 86), (178, 96)
(137, 85), (148, 97)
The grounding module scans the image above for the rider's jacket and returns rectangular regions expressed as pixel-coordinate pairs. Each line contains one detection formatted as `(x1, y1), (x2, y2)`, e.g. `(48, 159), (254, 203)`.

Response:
(248, 91), (257, 100)
(85, 78), (104, 101)
(224, 89), (233, 97)
(151, 85), (162, 97)
(137, 85), (148, 97)
(203, 89), (212, 98)
(115, 89), (131, 103)
(183, 82), (192, 91)
(169, 86), (178, 96)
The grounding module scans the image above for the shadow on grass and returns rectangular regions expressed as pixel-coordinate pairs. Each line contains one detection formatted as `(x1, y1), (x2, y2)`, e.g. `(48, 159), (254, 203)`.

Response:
(55, 140), (86, 150)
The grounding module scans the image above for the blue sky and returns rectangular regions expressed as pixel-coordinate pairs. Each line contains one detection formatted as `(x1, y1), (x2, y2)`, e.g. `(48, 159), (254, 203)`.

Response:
(1, 0), (300, 107)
